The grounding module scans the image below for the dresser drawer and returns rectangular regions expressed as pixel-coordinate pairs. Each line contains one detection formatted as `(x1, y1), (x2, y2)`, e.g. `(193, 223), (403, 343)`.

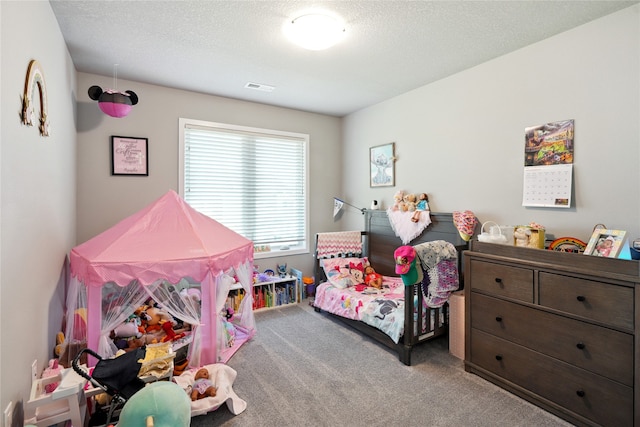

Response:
(539, 272), (634, 330)
(470, 329), (633, 427)
(470, 293), (633, 386)
(469, 260), (533, 302)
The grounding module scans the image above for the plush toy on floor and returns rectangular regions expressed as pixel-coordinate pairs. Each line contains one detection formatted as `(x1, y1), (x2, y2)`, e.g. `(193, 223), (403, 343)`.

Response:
(190, 368), (217, 401)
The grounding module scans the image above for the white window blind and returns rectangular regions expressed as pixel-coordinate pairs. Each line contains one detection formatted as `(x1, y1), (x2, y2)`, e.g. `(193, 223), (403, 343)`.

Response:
(180, 119), (309, 256)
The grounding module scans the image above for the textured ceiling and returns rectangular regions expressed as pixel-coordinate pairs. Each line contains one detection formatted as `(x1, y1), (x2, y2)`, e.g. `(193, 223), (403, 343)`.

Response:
(49, 0), (638, 117)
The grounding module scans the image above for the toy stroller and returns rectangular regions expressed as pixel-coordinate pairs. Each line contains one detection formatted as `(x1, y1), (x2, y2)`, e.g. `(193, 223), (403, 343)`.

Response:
(72, 347), (147, 426)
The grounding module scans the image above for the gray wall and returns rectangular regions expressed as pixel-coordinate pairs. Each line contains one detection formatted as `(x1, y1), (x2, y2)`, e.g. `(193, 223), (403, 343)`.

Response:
(1, 0), (639, 418)
(1, 1), (77, 415)
(340, 5), (640, 245)
(76, 72), (342, 277)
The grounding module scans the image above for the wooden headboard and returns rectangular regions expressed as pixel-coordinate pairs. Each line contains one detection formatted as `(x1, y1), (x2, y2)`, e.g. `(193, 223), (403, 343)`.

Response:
(364, 210), (468, 278)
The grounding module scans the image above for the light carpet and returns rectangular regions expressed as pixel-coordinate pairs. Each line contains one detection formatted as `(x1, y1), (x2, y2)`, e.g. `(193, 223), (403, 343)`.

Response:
(190, 302), (573, 427)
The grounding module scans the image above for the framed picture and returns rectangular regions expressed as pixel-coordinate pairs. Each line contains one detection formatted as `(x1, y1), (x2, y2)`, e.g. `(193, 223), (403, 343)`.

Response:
(370, 142), (395, 187)
(111, 136), (148, 176)
(583, 229), (626, 258)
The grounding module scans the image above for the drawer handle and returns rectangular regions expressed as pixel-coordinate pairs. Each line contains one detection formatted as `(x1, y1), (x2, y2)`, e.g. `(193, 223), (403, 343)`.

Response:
(495, 355), (503, 361)
(576, 342), (586, 350)
(576, 390), (585, 398)
(495, 316), (503, 322)
(576, 295), (586, 302)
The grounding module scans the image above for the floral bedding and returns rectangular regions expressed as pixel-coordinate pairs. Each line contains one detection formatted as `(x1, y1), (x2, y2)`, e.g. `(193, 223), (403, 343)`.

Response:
(315, 275), (428, 344)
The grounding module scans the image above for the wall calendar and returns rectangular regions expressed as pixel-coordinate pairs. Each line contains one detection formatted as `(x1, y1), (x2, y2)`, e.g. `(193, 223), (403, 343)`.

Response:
(522, 164), (572, 208)
(522, 119), (574, 208)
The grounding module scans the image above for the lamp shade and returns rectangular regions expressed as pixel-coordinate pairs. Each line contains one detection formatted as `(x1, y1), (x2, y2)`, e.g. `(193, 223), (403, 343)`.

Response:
(284, 13), (345, 50)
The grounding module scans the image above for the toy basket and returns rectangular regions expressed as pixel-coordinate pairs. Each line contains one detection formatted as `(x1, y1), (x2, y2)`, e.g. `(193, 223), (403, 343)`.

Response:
(477, 221), (508, 244)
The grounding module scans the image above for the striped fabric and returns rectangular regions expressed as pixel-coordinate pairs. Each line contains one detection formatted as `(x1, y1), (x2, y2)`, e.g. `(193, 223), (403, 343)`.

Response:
(316, 231), (363, 258)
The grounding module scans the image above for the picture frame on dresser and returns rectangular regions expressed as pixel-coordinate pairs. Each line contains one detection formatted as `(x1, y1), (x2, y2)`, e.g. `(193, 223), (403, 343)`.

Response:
(583, 228), (626, 258)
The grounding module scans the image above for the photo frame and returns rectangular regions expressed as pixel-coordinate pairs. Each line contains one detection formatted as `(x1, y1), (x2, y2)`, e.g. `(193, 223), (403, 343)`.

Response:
(111, 136), (148, 176)
(370, 142), (395, 187)
(583, 229), (626, 258)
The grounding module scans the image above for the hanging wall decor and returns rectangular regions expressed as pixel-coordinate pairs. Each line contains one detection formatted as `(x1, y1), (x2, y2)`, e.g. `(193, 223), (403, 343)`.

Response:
(21, 59), (50, 136)
(88, 65), (138, 118)
(369, 142), (395, 187)
(111, 136), (148, 176)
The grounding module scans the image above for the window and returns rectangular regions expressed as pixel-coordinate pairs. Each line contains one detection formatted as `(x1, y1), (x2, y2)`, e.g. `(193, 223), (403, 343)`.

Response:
(179, 118), (309, 258)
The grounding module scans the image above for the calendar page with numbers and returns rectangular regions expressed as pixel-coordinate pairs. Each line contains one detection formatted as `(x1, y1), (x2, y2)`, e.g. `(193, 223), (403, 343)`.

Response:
(522, 164), (572, 208)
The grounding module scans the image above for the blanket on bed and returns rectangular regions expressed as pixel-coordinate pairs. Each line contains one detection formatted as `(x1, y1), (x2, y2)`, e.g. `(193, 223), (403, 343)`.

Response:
(315, 276), (417, 343)
(414, 241), (459, 308)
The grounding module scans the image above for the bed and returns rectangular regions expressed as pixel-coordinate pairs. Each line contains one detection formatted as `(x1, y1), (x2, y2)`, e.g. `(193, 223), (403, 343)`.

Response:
(312, 210), (468, 365)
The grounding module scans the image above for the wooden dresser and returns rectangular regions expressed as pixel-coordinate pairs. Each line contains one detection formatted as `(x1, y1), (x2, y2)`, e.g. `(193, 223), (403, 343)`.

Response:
(464, 241), (639, 427)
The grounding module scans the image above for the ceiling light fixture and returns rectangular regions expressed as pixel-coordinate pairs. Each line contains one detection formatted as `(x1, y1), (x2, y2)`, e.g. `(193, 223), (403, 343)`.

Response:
(284, 13), (346, 51)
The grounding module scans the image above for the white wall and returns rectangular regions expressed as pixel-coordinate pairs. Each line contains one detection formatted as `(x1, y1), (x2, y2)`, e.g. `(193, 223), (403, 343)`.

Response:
(0, 1), (77, 415)
(76, 73), (342, 277)
(341, 5), (640, 244)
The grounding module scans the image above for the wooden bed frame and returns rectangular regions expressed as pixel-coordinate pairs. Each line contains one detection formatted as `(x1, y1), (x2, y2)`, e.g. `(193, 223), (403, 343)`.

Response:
(312, 210), (468, 365)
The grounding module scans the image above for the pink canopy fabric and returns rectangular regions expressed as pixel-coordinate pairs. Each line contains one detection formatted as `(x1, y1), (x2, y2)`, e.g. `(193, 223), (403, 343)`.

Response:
(69, 190), (255, 366)
(70, 190), (253, 286)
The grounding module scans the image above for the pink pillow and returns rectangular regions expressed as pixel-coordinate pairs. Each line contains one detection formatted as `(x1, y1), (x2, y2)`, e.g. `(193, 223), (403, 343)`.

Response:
(321, 257), (369, 288)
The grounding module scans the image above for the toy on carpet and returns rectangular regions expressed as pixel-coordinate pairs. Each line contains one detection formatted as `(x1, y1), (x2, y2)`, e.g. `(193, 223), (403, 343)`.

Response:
(118, 381), (191, 427)
(190, 368), (217, 401)
(364, 265), (383, 289)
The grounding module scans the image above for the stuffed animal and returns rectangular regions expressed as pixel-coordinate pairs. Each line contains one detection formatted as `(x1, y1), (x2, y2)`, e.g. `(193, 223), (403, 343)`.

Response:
(392, 190), (406, 211)
(403, 193), (417, 212)
(190, 368), (217, 401)
(112, 321), (142, 339)
(138, 306), (185, 342)
(514, 226), (531, 247)
(364, 266), (383, 289)
(277, 263), (287, 278)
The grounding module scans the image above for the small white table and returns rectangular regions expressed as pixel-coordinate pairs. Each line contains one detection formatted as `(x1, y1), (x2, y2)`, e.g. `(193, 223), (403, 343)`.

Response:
(24, 367), (88, 427)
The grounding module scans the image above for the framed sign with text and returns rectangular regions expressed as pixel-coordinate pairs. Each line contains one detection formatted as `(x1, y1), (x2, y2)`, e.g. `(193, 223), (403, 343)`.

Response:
(111, 136), (148, 176)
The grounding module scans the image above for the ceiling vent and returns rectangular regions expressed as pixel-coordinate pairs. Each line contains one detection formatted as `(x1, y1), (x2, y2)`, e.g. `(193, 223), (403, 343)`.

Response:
(245, 82), (275, 92)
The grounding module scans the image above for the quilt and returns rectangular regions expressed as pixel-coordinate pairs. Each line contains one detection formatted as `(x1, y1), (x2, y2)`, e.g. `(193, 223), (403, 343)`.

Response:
(314, 276), (433, 344)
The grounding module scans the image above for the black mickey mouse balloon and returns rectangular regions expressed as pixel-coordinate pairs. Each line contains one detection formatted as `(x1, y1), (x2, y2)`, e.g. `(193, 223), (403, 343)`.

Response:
(88, 85), (139, 118)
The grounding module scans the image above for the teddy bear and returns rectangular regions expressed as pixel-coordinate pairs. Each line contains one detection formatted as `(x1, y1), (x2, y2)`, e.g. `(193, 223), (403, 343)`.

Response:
(364, 265), (383, 289)
(190, 368), (217, 401)
(392, 190), (406, 211)
(514, 226), (531, 247)
(403, 193), (417, 212)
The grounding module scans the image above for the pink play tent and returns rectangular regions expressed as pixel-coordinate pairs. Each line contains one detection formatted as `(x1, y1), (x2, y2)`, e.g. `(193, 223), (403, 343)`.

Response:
(66, 190), (255, 367)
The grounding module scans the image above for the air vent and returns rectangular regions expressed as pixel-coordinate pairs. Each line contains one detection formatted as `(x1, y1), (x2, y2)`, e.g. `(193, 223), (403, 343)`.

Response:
(244, 82), (275, 92)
